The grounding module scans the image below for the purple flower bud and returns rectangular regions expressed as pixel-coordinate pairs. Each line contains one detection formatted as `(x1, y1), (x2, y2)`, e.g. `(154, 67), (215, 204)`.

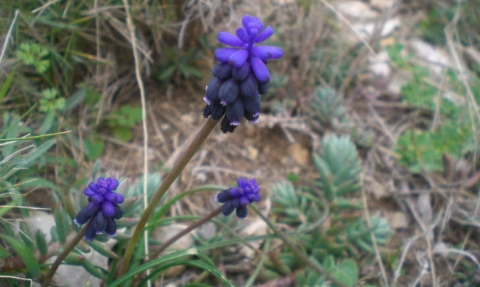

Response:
(243, 95), (261, 117)
(232, 62), (251, 81)
(218, 32), (244, 47)
(85, 221), (96, 242)
(102, 201), (115, 218)
(213, 62), (233, 80)
(221, 117), (237, 133)
(236, 205), (247, 219)
(214, 48), (238, 63)
(105, 218), (117, 237)
(251, 57), (270, 83)
(210, 102), (226, 121)
(205, 14), (282, 133)
(255, 26), (274, 43)
(258, 82), (269, 95)
(216, 189), (234, 203)
(113, 203), (123, 219)
(74, 202), (100, 226)
(105, 192), (124, 204)
(75, 177), (124, 241)
(216, 178), (260, 219)
(226, 98), (245, 126)
(84, 187), (96, 197)
(228, 49), (249, 68)
(240, 74), (259, 98)
(91, 194), (104, 204)
(93, 211), (107, 234)
(107, 178), (119, 191)
(219, 79), (240, 106)
(205, 77), (223, 103)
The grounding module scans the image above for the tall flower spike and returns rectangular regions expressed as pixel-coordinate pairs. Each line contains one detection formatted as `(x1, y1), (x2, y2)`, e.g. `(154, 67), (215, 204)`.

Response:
(216, 178), (260, 219)
(74, 177), (124, 241)
(203, 14), (283, 133)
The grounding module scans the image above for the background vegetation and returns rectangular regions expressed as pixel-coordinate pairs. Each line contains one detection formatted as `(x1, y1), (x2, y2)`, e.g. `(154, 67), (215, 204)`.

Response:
(1, 0), (480, 286)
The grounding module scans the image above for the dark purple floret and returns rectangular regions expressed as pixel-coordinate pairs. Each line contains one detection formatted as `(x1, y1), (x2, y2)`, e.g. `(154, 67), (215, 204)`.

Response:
(74, 177), (124, 241)
(203, 14), (283, 133)
(216, 178), (260, 219)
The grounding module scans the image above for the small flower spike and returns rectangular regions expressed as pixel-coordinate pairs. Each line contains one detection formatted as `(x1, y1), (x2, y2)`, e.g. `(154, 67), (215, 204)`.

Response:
(216, 178), (260, 219)
(74, 177), (124, 241)
(203, 14), (283, 133)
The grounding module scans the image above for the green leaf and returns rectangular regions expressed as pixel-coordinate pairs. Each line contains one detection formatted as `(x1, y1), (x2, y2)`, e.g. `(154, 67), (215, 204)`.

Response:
(84, 137), (105, 160)
(64, 252), (85, 265)
(334, 259), (358, 287)
(111, 249), (218, 287)
(54, 209), (67, 244)
(112, 126), (133, 142)
(87, 241), (119, 259)
(0, 65), (16, 103)
(81, 259), (105, 279)
(20, 139), (55, 167)
(0, 234), (41, 278)
(35, 230), (48, 255)
(19, 223), (35, 251)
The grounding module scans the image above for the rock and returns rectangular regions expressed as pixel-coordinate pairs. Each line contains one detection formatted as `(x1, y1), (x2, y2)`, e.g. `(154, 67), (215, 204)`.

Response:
(368, 50), (391, 78)
(239, 219), (267, 260)
(386, 211), (408, 229)
(335, 1), (378, 20)
(18, 211), (114, 287)
(370, 0), (396, 10)
(288, 143), (309, 166)
(410, 39), (453, 76)
(151, 223), (194, 277)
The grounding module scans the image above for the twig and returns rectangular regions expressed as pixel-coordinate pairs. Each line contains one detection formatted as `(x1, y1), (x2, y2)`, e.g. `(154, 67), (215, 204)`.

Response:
(42, 225), (87, 287)
(0, 9), (20, 70)
(360, 180), (388, 286)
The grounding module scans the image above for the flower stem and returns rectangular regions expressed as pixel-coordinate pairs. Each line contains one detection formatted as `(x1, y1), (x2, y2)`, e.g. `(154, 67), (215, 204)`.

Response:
(251, 205), (348, 287)
(119, 118), (218, 277)
(42, 225), (87, 287)
(149, 207), (222, 260)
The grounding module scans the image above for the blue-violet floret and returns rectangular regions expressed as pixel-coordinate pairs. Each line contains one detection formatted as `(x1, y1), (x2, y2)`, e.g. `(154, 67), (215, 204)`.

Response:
(203, 14), (283, 133)
(75, 177), (124, 241)
(216, 178), (260, 219)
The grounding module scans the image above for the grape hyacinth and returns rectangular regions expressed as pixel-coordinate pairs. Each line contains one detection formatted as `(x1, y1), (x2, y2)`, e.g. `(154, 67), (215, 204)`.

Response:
(216, 178), (261, 219)
(203, 14), (283, 133)
(74, 177), (124, 241)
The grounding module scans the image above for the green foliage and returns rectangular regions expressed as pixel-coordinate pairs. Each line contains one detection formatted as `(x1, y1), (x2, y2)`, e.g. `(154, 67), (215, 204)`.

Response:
(271, 134), (391, 286)
(295, 257), (359, 287)
(314, 134), (362, 203)
(105, 105), (143, 142)
(309, 87), (346, 130)
(155, 47), (203, 83)
(387, 43), (478, 173)
(39, 88), (66, 113)
(16, 42), (51, 73)
(397, 122), (471, 173)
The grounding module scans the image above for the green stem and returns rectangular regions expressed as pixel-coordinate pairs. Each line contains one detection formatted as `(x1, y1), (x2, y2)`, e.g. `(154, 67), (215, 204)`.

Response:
(119, 118), (218, 276)
(149, 207), (222, 260)
(42, 225), (87, 287)
(251, 205), (348, 287)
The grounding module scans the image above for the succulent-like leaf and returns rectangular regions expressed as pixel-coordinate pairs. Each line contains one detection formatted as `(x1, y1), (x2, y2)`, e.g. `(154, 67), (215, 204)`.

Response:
(35, 230), (48, 255)
(87, 241), (119, 259)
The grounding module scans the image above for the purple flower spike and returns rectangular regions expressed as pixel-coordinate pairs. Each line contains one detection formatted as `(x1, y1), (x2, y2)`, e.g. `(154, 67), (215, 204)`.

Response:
(203, 14), (283, 133)
(216, 178), (261, 219)
(74, 177), (124, 241)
